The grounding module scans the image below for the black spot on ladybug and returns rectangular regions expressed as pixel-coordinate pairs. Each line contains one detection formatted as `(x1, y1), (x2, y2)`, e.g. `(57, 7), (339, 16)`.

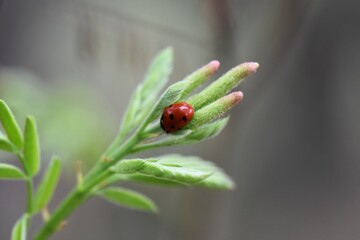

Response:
(160, 102), (194, 133)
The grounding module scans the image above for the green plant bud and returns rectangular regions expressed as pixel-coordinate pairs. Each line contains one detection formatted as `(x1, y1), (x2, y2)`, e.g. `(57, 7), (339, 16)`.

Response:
(144, 60), (220, 126)
(186, 91), (243, 128)
(180, 60), (220, 99)
(187, 62), (258, 110)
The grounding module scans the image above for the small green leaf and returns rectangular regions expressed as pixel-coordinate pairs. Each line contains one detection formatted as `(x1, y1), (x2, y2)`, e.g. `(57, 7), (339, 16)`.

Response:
(119, 174), (186, 187)
(110, 155), (234, 190)
(0, 99), (23, 149)
(178, 117), (229, 144)
(0, 163), (25, 180)
(0, 136), (15, 152)
(146, 80), (190, 124)
(23, 116), (40, 176)
(97, 187), (157, 212)
(34, 156), (61, 212)
(11, 214), (27, 240)
(134, 117), (229, 151)
(140, 47), (173, 108)
(119, 86), (143, 137)
(111, 155), (214, 184)
(119, 47), (173, 135)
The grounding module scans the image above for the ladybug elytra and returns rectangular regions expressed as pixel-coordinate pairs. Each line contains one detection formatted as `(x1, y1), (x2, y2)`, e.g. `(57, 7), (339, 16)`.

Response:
(160, 102), (194, 133)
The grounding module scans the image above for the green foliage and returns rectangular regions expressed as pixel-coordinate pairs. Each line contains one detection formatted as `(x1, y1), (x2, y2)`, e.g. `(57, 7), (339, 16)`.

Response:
(0, 134), (15, 152)
(111, 157), (212, 184)
(119, 48), (173, 138)
(115, 174), (185, 187)
(0, 99), (23, 149)
(187, 62), (258, 110)
(34, 156), (62, 212)
(133, 117), (229, 152)
(97, 187), (157, 212)
(186, 92), (242, 128)
(145, 80), (191, 125)
(0, 48), (259, 240)
(0, 163), (25, 180)
(110, 159), (145, 174)
(11, 214), (28, 240)
(110, 154), (233, 188)
(23, 116), (40, 176)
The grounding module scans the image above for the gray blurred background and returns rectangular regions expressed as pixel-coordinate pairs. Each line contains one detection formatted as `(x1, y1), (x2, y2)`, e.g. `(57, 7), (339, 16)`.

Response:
(1, 0), (360, 239)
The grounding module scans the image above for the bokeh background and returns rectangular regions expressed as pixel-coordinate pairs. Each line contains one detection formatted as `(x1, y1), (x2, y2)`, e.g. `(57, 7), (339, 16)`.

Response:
(1, 0), (360, 239)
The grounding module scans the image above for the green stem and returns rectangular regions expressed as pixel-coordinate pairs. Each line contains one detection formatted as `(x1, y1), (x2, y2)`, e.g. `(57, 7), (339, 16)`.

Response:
(34, 188), (89, 240)
(34, 132), (141, 240)
(25, 178), (34, 214)
(17, 152), (34, 225)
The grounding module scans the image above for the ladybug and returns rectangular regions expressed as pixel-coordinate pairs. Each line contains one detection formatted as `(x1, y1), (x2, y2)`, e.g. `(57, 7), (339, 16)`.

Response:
(160, 102), (194, 133)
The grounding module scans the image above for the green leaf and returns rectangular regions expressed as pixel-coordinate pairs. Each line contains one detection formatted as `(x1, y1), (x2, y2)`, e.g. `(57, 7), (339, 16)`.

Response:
(119, 86), (143, 137)
(134, 117), (229, 151)
(0, 99), (23, 149)
(177, 117), (229, 144)
(11, 214), (27, 240)
(186, 92), (242, 128)
(34, 156), (61, 211)
(111, 159), (145, 174)
(23, 116), (40, 176)
(187, 62), (259, 110)
(120, 48), (173, 135)
(140, 47), (173, 110)
(109, 155), (234, 190)
(111, 155), (215, 184)
(108, 173), (186, 187)
(0, 163), (25, 180)
(97, 187), (157, 212)
(146, 80), (190, 124)
(0, 136), (15, 152)
(196, 171), (235, 190)
(139, 59), (219, 128)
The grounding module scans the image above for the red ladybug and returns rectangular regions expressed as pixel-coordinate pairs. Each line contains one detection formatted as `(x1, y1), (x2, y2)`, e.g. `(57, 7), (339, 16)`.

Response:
(160, 102), (194, 133)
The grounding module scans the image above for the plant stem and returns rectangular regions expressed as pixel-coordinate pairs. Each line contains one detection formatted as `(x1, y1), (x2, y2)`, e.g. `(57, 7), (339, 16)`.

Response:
(34, 132), (141, 240)
(34, 188), (89, 240)
(25, 178), (34, 214)
(17, 152), (34, 225)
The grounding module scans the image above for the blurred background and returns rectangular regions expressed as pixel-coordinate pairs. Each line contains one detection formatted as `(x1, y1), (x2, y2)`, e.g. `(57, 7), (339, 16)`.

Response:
(1, 0), (360, 239)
